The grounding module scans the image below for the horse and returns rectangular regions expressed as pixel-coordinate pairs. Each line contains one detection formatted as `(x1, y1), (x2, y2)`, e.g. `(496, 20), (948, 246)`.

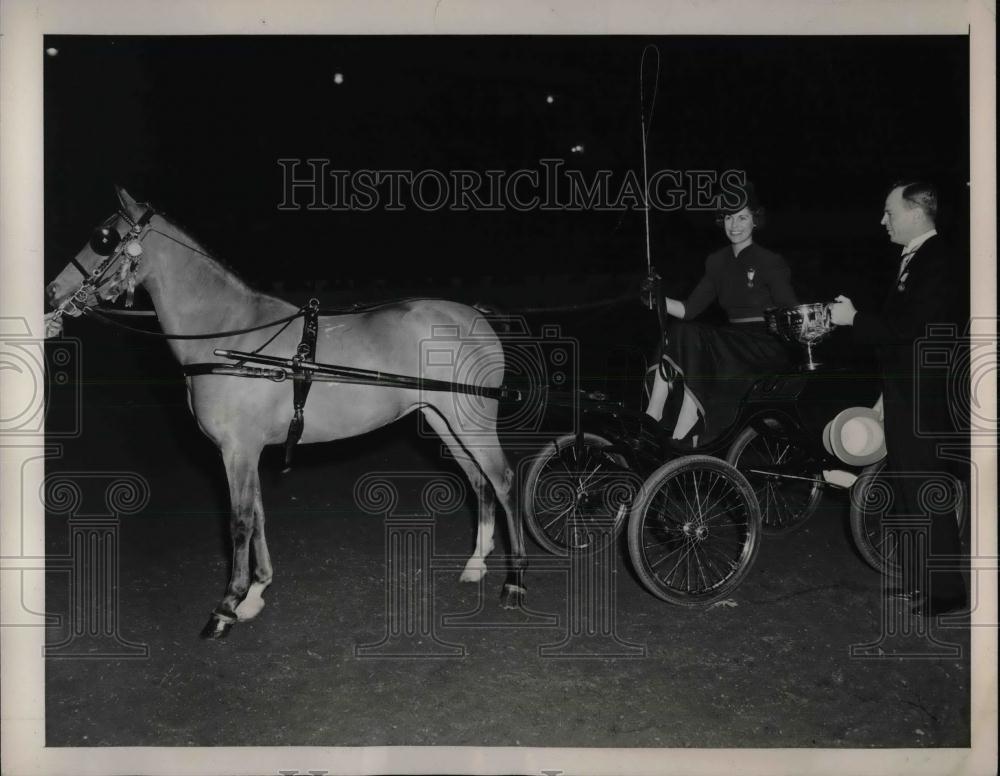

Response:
(45, 185), (527, 639)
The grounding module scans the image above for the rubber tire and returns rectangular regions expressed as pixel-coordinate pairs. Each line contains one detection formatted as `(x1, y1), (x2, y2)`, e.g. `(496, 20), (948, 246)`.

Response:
(522, 432), (632, 556)
(849, 458), (968, 577)
(726, 426), (823, 535)
(627, 455), (763, 606)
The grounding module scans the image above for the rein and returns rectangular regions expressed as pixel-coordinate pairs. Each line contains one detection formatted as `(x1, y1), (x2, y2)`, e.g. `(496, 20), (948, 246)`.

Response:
(80, 296), (448, 340)
(82, 305), (308, 340)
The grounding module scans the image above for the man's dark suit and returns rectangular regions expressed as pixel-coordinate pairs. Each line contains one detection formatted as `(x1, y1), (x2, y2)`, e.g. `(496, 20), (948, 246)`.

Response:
(852, 234), (966, 601)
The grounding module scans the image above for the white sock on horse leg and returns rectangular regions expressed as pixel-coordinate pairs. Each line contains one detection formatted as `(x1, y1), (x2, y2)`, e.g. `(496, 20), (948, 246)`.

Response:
(234, 580), (269, 621)
(645, 370), (670, 421)
(671, 388), (701, 440)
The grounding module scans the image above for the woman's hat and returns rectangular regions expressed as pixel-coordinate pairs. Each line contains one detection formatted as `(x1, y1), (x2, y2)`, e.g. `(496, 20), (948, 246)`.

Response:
(822, 407), (887, 466)
(715, 181), (765, 224)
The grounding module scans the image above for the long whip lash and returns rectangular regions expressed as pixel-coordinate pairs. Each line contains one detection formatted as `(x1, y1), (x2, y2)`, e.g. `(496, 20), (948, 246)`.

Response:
(639, 44), (661, 283)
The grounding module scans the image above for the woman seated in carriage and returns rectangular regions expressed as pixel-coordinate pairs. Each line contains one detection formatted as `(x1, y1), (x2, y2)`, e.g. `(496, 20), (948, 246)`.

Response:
(644, 184), (799, 443)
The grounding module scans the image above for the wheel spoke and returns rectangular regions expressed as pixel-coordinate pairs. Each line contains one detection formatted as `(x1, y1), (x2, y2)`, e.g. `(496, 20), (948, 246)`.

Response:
(701, 540), (742, 570)
(695, 472), (728, 523)
(701, 494), (750, 527)
(653, 486), (692, 528)
(696, 543), (733, 585)
(691, 544), (710, 591)
(699, 521), (748, 531)
(772, 485), (796, 525)
(736, 433), (818, 533)
(881, 531), (899, 562)
(652, 532), (696, 580)
(675, 475), (700, 524)
(541, 502), (576, 534)
(577, 462), (604, 491)
(645, 536), (687, 565)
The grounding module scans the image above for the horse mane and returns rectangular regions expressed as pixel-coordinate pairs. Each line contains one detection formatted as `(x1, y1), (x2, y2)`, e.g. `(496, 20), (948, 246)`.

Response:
(156, 211), (264, 297)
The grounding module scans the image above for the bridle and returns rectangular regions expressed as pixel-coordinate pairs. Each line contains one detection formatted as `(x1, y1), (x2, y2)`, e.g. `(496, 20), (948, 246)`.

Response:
(57, 204), (157, 319)
(51, 200), (311, 341)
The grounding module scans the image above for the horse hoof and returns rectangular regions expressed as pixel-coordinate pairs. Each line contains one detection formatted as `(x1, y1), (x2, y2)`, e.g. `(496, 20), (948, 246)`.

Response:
(500, 583), (527, 609)
(199, 616), (233, 640)
(460, 560), (487, 583)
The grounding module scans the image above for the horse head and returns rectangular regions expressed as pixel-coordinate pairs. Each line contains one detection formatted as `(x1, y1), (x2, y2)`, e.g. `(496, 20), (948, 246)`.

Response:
(45, 185), (158, 315)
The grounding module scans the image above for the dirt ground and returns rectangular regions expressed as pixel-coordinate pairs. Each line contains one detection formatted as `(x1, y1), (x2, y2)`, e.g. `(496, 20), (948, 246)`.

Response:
(44, 404), (970, 749)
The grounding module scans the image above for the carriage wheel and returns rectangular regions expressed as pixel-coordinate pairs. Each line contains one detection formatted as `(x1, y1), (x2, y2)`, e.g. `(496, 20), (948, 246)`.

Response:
(522, 432), (635, 555)
(848, 459), (968, 577)
(627, 455), (762, 606)
(726, 427), (823, 535)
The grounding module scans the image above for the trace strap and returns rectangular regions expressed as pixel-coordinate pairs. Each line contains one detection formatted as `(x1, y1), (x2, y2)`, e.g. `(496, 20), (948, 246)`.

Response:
(193, 348), (524, 403)
(283, 299), (320, 472)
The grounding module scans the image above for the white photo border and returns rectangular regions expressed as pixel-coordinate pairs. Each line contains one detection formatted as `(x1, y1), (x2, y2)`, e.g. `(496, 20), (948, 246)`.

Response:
(1, 1), (995, 774)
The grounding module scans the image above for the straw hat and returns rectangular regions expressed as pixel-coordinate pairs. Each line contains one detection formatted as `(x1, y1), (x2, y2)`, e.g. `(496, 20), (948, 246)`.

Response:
(822, 407), (887, 466)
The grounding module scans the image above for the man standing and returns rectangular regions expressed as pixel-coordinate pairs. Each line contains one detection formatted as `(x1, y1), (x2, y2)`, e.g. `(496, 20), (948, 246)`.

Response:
(829, 181), (966, 616)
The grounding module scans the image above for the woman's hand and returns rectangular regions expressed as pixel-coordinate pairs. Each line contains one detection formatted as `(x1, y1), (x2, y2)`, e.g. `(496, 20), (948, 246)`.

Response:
(664, 298), (686, 319)
(640, 272), (661, 308)
(829, 295), (857, 326)
(640, 273), (686, 318)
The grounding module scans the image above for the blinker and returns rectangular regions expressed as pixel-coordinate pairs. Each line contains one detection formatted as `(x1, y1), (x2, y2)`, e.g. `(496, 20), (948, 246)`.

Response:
(90, 225), (122, 256)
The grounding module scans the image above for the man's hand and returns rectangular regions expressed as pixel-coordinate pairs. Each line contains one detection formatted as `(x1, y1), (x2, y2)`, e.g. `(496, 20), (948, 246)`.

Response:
(44, 311), (64, 339)
(828, 295), (857, 326)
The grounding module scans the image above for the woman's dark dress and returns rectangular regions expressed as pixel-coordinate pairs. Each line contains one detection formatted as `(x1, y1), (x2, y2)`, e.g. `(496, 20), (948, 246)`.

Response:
(659, 242), (798, 441)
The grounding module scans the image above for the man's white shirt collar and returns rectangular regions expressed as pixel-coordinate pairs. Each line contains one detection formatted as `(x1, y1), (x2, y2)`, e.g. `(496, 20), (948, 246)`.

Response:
(902, 228), (937, 256)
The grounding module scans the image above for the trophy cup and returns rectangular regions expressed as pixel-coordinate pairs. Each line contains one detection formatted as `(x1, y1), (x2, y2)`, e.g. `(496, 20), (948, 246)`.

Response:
(765, 302), (836, 371)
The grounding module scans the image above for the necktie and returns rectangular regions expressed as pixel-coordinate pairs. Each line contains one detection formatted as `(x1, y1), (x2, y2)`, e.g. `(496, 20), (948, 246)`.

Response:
(896, 250), (915, 290)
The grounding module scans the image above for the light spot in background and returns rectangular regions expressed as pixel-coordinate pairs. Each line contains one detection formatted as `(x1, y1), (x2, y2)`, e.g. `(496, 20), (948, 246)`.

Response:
(570, 144), (585, 154)
(46, 47), (59, 57)
(545, 95), (554, 104)
(334, 73), (344, 85)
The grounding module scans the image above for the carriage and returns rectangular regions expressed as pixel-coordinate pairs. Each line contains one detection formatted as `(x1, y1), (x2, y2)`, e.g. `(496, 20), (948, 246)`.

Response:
(519, 304), (968, 606)
(45, 187), (963, 638)
(521, 357), (878, 606)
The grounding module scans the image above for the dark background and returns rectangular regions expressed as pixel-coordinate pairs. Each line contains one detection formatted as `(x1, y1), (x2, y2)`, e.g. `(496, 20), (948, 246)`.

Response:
(44, 35), (970, 308)
(42, 34), (972, 439)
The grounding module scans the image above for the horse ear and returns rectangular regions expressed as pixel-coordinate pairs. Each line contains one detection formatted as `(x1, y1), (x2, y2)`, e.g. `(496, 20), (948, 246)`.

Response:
(115, 184), (138, 210)
(114, 185), (144, 220)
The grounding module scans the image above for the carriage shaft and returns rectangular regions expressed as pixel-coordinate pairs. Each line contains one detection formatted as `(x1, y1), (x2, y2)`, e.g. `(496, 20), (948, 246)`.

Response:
(213, 348), (523, 401)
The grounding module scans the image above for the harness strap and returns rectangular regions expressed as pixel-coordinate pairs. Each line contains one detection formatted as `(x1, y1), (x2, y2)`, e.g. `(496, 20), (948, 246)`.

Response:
(183, 363), (289, 381)
(283, 299), (320, 472)
(82, 306), (306, 339)
(189, 348), (523, 401)
(70, 257), (91, 280)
